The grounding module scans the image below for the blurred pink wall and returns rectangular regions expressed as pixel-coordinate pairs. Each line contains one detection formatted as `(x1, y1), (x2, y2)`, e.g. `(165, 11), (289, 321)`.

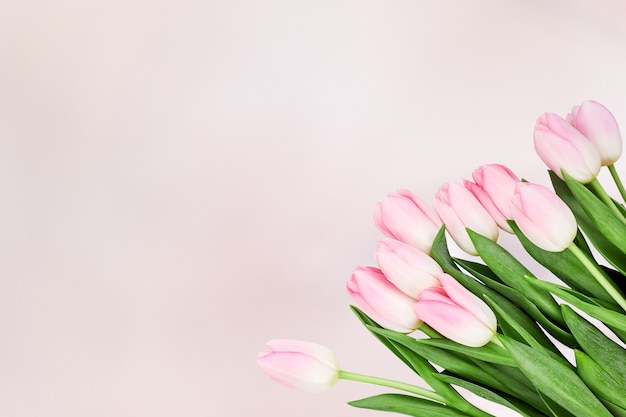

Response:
(1, 1), (626, 416)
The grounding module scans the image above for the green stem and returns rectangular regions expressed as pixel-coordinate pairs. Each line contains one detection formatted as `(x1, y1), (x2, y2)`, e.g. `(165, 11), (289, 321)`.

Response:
(568, 244), (626, 312)
(419, 323), (442, 339)
(608, 164), (626, 204)
(338, 370), (446, 404)
(587, 178), (626, 223)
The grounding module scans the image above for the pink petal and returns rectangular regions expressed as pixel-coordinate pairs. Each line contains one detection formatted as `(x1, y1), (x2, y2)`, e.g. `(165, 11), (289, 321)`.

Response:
(437, 273), (497, 332)
(414, 300), (495, 347)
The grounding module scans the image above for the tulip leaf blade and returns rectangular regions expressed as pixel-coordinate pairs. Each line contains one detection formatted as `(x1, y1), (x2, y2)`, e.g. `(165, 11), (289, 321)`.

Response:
(563, 171), (626, 251)
(432, 374), (546, 417)
(562, 305), (626, 385)
(348, 393), (470, 417)
(454, 258), (502, 284)
(416, 338), (516, 367)
(575, 350), (626, 410)
(536, 391), (577, 417)
(467, 229), (563, 325)
(550, 170), (626, 275)
(469, 362), (551, 414)
(602, 401), (626, 417)
(508, 220), (615, 303)
(386, 341), (490, 416)
(526, 279), (626, 331)
(368, 327), (549, 411)
(366, 326), (501, 389)
(499, 335), (613, 417)
(481, 294), (545, 351)
(351, 306), (496, 416)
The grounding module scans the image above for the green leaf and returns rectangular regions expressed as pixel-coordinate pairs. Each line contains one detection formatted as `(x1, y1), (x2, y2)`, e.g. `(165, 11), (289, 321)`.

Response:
(454, 258), (502, 284)
(386, 340), (483, 415)
(349, 393), (470, 417)
(601, 400), (626, 417)
(509, 220), (615, 304)
(350, 309), (492, 417)
(550, 171), (626, 275)
(564, 171), (626, 253)
(416, 338), (516, 367)
(499, 335), (613, 417)
(562, 305), (626, 385)
(366, 327), (501, 389)
(575, 350), (626, 409)
(536, 391), (577, 417)
(470, 361), (551, 415)
(433, 374), (547, 417)
(467, 229), (563, 324)
(527, 279), (626, 331)
(483, 295), (571, 369)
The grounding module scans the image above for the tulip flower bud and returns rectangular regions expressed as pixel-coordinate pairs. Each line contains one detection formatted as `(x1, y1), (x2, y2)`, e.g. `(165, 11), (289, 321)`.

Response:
(468, 164), (521, 233)
(414, 273), (497, 347)
(374, 189), (442, 253)
(433, 182), (499, 256)
(375, 238), (442, 298)
(566, 100), (623, 166)
(465, 180), (512, 233)
(347, 266), (421, 333)
(257, 339), (340, 393)
(510, 182), (577, 252)
(534, 112), (601, 183)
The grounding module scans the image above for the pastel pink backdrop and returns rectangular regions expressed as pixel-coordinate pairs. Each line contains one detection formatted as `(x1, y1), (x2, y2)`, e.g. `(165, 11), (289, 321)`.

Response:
(1, 1), (626, 416)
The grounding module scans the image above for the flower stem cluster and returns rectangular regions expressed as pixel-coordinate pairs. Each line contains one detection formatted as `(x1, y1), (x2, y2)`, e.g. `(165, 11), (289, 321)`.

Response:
(257, 100), (626, 417)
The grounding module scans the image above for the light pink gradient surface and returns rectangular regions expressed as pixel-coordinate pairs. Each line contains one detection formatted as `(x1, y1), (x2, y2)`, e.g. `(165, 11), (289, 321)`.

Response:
(2, 1), (626, 416)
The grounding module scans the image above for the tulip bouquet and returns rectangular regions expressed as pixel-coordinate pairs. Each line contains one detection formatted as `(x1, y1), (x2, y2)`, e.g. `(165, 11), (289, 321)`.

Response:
(257, 100), (626, 417)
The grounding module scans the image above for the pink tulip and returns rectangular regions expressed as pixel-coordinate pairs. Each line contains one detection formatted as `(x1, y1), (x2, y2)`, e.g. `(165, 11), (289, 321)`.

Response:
(467, 164), (521, 233)
(257, 339), (340, 393)
(534, 112), (601, 183)
(465, 180), (511, 233)
(347, 266), (421, 333)
(567, 100), (623, 166)
(375, 238), (442, 298)
(374, 189), (442, 253)
(510, 182), (577, 252)
(433, 183), (499, 256)
(414, 273), (497, 347)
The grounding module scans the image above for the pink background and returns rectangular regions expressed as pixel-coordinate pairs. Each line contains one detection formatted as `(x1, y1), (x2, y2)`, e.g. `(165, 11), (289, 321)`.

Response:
(2, 1), (626, 416)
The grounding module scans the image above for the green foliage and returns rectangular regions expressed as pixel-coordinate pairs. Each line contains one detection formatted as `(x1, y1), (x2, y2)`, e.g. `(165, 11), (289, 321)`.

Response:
(349, 394), (470, 417)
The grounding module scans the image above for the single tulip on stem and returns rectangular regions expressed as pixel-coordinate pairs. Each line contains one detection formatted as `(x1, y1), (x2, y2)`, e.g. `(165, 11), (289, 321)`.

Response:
(258, 339), (495, 417)
(510, 182), (626, 312)
(256, 339), (454, 409)
(567, 100), (626, 203)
